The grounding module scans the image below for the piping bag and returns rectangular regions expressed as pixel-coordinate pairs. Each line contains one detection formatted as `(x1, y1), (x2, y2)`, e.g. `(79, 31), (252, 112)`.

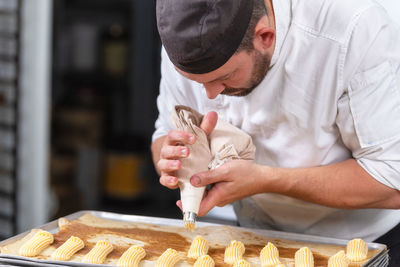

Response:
(171, 106), (256, 230)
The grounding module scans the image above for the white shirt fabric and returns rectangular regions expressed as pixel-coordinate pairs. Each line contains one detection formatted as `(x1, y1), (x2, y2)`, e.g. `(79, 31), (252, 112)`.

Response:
(374, 0), (400, 26)
(152, 0), (400, 241)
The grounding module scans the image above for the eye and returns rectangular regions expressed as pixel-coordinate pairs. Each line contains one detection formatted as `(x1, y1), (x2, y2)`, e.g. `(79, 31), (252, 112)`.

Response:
(222, 70), (237, 82)
(223, 74), (233, 81)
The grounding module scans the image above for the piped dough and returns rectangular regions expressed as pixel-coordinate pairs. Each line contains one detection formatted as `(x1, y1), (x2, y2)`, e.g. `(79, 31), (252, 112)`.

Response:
(117, 245), (146, 267)
(19, 230), (54, 257)
(224, 240), (245, 265)
(188, 236), (209, 259)
(155, 248), (181, 267)
(260, 242), (281, 267)
(193, 255), (215, 267)
(51, 236), (84, 261)
(294, 247), (314, 267)
(346, 238), (368, 262)
(82, 240), (113, 264)
(233, 259), (251, 267)
(328, 250), (349, 267)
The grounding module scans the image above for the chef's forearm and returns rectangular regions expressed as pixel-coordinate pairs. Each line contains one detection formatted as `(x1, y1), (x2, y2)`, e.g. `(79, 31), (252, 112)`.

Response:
(260, 159), (400, 209)
(151, 136), (167, 175)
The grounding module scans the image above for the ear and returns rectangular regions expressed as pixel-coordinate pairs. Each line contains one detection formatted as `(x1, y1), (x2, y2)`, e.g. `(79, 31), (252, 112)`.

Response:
(253, 26), (275, 52)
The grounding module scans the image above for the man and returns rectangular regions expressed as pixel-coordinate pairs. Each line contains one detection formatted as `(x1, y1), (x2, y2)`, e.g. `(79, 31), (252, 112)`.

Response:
(151, 0), (400, 263)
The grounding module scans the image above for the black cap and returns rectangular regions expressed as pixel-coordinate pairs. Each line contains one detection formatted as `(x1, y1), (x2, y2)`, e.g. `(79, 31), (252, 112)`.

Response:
(156, 0), (254, 74)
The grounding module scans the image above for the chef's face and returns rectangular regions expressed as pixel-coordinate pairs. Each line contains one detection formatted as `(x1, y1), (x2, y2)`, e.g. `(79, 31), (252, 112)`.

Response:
(178, 48), (271, 99)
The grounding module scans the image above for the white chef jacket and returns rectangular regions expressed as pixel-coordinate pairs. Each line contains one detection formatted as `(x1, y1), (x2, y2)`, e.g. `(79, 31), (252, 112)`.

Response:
(152, 0), (400, 241)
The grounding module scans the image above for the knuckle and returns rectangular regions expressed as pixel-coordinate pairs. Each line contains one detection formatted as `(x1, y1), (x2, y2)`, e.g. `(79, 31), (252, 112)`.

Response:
(172, 160), (180, 168)
(158, 158), (180, 172)
(176, 146), (189, 157)
(159, 176), (167, 186)
(168, 130), (194, 144)
(157, 160), (164, 170)
(167, 130), (179, 142)
(221, 165), (230, 176)
(161, 146), (174, 159)
(160, 147), (168, 158)
(160, 175), (176, 189)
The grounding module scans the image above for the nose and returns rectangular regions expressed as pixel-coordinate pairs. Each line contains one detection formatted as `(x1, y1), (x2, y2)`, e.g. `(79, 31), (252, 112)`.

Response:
(203, 81), (226, 99)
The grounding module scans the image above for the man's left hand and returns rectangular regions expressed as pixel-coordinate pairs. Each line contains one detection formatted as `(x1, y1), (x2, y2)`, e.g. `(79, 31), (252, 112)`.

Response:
(183, 160), (266, 216)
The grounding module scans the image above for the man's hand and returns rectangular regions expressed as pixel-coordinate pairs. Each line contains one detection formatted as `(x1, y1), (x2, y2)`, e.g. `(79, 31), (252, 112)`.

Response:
(157, 129), (195, 189)
(183, 160), (265, 216)
(156, 111), (218, 190)
(177, 158), (400, 214)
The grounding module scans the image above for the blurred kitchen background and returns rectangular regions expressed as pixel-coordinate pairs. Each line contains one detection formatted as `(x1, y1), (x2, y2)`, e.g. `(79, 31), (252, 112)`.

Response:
(0, 0), (239, 241)
(0, 0), (398, 240)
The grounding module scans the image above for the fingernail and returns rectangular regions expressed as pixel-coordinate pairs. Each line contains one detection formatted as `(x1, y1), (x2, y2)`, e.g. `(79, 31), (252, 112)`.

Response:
(169, 177), (176, 184)
(191, 176), (200, 186)
(181, 148), (187, 156)
(189, 135), (195, 144)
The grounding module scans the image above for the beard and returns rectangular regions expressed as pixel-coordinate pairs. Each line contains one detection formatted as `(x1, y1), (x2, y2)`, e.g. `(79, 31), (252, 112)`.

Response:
(221, 49), (271, 97)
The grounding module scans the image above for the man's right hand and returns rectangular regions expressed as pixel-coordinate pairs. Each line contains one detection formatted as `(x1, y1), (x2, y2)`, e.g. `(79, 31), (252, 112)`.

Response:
(158, 129), (195, 189)
(155, 111), (218, 189)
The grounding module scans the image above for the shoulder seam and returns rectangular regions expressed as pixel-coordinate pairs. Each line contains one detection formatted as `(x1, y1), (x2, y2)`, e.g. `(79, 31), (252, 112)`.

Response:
(292, 3), (378, 45)
(291, 21), (341, 43)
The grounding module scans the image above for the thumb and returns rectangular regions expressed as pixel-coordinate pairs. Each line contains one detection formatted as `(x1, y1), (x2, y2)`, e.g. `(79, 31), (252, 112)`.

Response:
(190, 169), (221, 187)
(197, 189), (219, 216)
(200, 111), (218, 136)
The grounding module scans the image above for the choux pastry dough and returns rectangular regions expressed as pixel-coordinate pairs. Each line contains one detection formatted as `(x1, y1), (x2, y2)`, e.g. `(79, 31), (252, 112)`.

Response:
(188, 235), (209, 259)
(233, 259), (251, 267)
(224, 240), (245, 264)
(328, 250), (349, 267)
(19, 230), (54, 257)
(294, 247), (314, 267)
(193, 255), (215, 267)
(117, 245), (146, 267)
(82, 240), (113, 264)
(156, 248), (181, 267)
(346, 238), (368, 262)
(51, 236), (84, 261)
(260, 242), (281, 267)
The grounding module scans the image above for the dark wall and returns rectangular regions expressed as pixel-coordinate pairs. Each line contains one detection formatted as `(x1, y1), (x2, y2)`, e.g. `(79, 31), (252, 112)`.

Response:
(51, 0), (180, 220)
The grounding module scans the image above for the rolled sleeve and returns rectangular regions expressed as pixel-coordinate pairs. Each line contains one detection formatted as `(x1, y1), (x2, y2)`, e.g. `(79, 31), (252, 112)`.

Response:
(337, 5), (400, 190)
(358, 151), (400, 190)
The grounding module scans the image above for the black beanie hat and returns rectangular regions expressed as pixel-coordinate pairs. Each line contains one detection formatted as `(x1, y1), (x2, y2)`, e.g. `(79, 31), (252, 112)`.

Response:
(156, 0), (254, 74)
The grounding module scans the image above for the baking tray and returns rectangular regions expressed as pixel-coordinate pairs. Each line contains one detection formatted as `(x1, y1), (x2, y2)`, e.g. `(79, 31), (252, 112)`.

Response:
(0, 210), (389, 266)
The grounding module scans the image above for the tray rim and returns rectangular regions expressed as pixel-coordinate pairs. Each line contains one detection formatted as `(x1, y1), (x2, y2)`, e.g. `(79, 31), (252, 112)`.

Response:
(0, 210), (389, 267)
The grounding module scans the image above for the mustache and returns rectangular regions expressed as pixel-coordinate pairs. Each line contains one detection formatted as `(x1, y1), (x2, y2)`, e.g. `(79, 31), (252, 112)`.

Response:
(222, 88), (244, 94)
(221, 88), (252, 96)
(221, 87), (252, 96)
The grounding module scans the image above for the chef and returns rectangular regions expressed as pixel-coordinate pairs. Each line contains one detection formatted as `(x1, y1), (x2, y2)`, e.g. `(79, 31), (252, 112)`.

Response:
(151, 0), (400, 264)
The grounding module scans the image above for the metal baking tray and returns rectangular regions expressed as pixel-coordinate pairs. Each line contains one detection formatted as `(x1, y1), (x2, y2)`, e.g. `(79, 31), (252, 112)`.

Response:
(0, 210), (389, 266)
